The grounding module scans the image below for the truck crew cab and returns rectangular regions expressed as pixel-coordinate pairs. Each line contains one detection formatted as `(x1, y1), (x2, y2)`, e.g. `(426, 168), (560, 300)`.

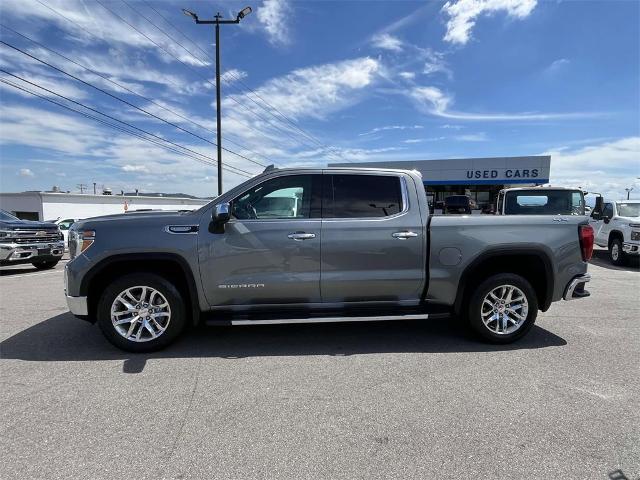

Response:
(589, 199), (640, 265)
(64, 168), (594, 352)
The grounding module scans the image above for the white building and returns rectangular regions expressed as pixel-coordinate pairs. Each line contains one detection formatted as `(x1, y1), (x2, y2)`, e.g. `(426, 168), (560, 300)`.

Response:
(0, 191), (209, 221)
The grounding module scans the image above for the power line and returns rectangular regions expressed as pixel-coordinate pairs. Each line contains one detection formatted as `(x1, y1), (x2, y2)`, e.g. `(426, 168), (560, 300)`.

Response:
(23, 3), (278, 167)
(104, 0), (345, 159)
(0, 74), (254, 178)
(0, 39), (267, 170)
(34, 0), (351, 163)
(0, 25), (274, 166)
(139, 0), (355, 163)
(0, 77), (251, 178)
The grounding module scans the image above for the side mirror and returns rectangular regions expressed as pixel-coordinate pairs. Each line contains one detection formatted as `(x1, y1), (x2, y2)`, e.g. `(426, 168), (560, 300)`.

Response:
(591, 196), (603, 220)
(210, 202), (230, 233)
(594, 196), (603, 213)
(213, 203), (230, 223)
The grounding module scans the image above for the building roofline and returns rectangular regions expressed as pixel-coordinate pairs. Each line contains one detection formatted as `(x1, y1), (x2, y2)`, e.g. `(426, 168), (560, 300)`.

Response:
(0, 192), (207, 201)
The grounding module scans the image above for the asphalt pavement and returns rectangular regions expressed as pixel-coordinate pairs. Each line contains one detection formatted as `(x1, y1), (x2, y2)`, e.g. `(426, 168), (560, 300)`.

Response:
(1, 249), (638, 480)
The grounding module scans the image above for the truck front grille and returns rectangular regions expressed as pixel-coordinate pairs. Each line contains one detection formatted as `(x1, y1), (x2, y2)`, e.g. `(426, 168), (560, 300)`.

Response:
(5, 230), (60, 244)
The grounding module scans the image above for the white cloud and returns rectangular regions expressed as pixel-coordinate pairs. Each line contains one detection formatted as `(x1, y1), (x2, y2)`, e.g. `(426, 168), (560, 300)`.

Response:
(455, 132), (488, 141)
(0, 104), (107, 155)
(360, 125), (424, 136)
(371, 33), (404, 52)
(399, 71), (416, 80)
(221, 69), (248, 85)
(18, 168), (35, 177)
(422, 49), (452, 79)
(121, 164), (149, 173)
(410, 86), (453, 113)
(225, 57), (379, 122)
(544, 58), (570, 76)
(294, 146), (406, 162)
(214, 57), (380, 164)
(0, 0), (207, 66)
(403, 137), (446, 143)
(442, 0), (538, 45)
(257, 0), (292, 46)
(409, 85), (602, 121)
(546, 137), (640, 200)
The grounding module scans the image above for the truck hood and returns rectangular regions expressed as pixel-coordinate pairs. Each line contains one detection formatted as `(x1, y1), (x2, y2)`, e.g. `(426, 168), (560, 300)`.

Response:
(616, 216), (640, 223)
(74, 210), (202, 230)
(0, 219), (59, 230)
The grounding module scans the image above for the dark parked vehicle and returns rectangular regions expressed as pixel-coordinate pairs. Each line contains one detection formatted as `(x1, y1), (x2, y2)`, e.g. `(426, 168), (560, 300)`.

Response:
(444, 195), (476, 214)
(0, 210), (64, 269)
(64, 167), (593, 352)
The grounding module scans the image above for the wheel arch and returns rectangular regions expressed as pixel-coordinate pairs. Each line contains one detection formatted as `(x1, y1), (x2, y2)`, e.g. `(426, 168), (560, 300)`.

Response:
(81, 253), (201, 325)
(608, 230), (624, 246)
(453, 247), (554, 315)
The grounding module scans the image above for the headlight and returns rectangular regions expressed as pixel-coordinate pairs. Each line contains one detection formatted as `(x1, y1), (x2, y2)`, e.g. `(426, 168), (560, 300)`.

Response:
(0, 229), (13, 239)
(70, 229), (95, 258)
(631, 231), (640, 241)
(629, 223), (640, 228)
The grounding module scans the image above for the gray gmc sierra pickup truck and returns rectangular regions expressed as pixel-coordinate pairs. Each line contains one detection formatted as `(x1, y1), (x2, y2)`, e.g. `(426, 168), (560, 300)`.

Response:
(64, 167), (594, 352)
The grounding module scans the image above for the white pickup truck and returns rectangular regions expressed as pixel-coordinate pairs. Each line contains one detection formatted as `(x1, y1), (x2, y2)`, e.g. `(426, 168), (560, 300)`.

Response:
(589, 199), (640, 265)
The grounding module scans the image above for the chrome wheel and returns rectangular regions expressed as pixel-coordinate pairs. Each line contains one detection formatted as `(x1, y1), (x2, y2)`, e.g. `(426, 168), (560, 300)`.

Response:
(480, 284), (529, 335)
(611, 243), (619, 261)
(111, 286), (171, 342)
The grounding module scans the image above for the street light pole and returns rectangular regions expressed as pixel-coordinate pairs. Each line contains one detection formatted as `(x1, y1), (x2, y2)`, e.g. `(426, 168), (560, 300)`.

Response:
(183, 7), (252, 196)
(214, 16), (223, 197)
(625, 187), (633, 200)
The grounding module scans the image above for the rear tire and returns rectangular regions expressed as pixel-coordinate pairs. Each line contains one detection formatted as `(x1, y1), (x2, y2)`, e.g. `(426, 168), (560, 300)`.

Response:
(32, 260), (59, 270)
(97, 273), (186, 353)
(609, 238), (626, 266)
(467, 273), (538, 344)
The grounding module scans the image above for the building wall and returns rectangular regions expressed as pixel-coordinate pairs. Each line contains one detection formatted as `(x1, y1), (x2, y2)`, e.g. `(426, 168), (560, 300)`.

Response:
(329, 156), (551, 186)
(0, 193), (44, 219)
(0, 193), (208, 221)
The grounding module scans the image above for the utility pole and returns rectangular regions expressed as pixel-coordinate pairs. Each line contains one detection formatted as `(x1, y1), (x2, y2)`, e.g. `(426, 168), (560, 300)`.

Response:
(183, 6), (252, 196)
(93, 182), (97, 195)
(77, 183), (87, 194)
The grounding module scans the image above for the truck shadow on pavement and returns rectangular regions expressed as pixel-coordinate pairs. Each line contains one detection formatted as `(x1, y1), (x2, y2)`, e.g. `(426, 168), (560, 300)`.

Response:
(590, 249), (640, 272)
(1, 312), (567, 373)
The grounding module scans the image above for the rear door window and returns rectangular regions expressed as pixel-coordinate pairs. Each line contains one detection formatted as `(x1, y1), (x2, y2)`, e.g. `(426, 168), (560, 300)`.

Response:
(324, 174), (403, 218)
(504, 190), (584, 215)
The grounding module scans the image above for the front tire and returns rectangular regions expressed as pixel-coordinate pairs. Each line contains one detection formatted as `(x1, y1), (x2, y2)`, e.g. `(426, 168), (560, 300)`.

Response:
(467, 273), (538, 344)
(609, 238), (626, 266)
(97, 273), (186, 352)
(32, 260), (59, 270)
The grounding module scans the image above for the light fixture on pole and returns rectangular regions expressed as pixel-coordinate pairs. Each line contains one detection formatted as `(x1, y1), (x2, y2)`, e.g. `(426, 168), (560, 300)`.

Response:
(182, 6), (252, 196)
(625, 187), (633, 200)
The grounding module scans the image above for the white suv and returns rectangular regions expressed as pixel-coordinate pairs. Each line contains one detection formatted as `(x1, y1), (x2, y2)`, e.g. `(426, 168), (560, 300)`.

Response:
(589, 200), (640, 265)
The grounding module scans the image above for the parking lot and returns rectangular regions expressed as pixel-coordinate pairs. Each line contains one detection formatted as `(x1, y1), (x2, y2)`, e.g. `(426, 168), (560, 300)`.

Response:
(1, 249), (638, 480)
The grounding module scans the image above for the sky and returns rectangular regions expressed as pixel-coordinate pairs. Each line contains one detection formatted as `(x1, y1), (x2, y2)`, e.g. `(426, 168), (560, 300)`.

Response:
(0, 0), (638, 200)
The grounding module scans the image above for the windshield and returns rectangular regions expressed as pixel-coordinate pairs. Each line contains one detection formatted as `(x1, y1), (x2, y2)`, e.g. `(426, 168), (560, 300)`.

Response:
(504, 190), (584, 215)
(0, 210), (19, 221)
(617, 202), (640, 217)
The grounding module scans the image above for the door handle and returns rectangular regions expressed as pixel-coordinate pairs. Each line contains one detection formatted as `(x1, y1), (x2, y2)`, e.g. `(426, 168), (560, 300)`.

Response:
(288, 232), (316, 241)
(392, 231), (418, 239)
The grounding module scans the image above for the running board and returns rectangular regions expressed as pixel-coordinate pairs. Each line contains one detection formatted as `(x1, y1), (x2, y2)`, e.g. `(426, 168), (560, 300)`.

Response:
(230, 313), (430, 326)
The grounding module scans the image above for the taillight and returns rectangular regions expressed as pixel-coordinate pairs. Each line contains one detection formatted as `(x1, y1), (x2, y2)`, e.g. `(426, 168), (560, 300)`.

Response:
(579, 224), (594, 261)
